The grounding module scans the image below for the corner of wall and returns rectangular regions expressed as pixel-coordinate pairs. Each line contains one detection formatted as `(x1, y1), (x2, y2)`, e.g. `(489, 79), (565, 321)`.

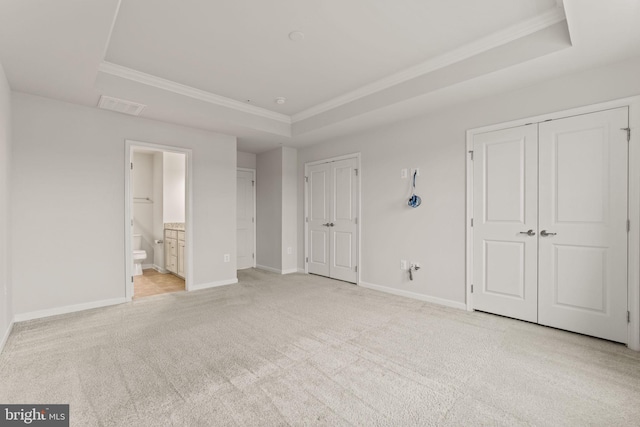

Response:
(0, 59), (14, 350)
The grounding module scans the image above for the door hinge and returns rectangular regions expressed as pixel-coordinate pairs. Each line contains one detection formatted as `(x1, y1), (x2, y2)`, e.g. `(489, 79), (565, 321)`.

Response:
(470, 218), (474, 227)
(305, 176), (309, 183)
(355, 217), (358, 225)
(130, 162), (133, 170)
(252, 217), (255, 223)
(131, 276), (134, 282)
(468, 150), (474, 161)
(252, 180), (255, 187)
(622, 127), (631, 142)
(355, 169), (359, 176)
(252, 253), (254, 259)
(306, 257), (309, 263)
(627, 219), (631, 232)
(355, 266), (358, 273)
(305, 216), (308, 223)
(471, 284), (474, 293)
(131, 219), (133, 226)
(628, 311), (631, 323)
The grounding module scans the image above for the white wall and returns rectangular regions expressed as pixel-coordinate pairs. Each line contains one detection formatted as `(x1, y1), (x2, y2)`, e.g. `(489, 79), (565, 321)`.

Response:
(281, 147), (298, 272)
(11, 92), (237, 316)
(132, 152), (154, 264)
(152, 152), (164, 268)
(256, 147), (298, 273)
(163, 152), (186, 223)
(0, 61), (12, 346)
(298, 55), (640, 306)
(237, 151), (256, 169)
(256, 148), (282, 271)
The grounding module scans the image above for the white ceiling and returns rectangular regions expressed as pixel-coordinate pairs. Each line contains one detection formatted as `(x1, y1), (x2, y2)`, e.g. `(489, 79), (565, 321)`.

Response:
(1, 0), (639, 153)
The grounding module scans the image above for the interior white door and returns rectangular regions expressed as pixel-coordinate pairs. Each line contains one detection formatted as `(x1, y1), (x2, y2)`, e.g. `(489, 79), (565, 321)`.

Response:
(237, 169), (255, 270)
(307, 158), (358, 283)
(472, 124), (539, 322)
(308, 163), (331, 277)
(538, 108), (629, 343)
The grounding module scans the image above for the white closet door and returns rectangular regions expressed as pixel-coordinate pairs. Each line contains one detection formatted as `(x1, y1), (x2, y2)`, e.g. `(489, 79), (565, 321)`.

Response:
(308, 163), (331, 277)
(329, 158), (358, 283)
(472, 124), (539, 322)
(307, 158), (358, 283)
(538, 108), (628, 343)
(236, 170), (255, 270)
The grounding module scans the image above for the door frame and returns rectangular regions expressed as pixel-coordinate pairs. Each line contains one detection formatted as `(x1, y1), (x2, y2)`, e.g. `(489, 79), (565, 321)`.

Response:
(466, 95), (640, 351)
(237, 167), (256, 269)
(124, 139), (194, 300)
(304, 153), (361, 284)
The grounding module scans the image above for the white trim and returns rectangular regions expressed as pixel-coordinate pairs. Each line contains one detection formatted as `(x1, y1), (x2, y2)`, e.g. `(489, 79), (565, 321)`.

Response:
(14, 298), (127, 322)
(255, 264), (298, 274)
(628, 99), (640, 351)
(99, 62), (291, 124)
(304, 153), (361, 284)
(465, 134), (474, 312)
(297, 268), (306, 274)
(359, 281), (467, 311)
(0, 320), (14, 354)
(153, 264), (168, 274)
(142, 263), (154, 270)
(291, 8), (566, 123)
(125, 140), (194, 299)
(101, 0), (122, 60)
(190, 278), (238, 291)
(466, 95), (640, 351)
(237, 168), (257, 269)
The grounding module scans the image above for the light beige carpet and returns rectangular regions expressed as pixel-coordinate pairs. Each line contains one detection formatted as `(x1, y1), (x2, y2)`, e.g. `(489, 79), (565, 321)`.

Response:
(1, 269), (639, 426)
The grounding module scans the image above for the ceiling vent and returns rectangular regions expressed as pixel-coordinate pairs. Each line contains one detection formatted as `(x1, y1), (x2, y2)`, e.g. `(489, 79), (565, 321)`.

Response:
(98, 95), (146, 116)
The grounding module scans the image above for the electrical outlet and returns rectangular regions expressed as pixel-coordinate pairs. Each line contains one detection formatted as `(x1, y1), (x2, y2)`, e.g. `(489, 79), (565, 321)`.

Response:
(400, 260), (407, 270)
(224, 254), (230, 262)
(401, 168), (408, 179)
(287, 247), (292, 255)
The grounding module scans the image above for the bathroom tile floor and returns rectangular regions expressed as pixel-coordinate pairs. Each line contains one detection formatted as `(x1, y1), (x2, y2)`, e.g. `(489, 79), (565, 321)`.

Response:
(133, 269), (185, 299)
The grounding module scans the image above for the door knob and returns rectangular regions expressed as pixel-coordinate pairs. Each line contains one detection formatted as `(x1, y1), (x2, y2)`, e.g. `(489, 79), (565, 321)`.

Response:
(540, 230), (557, 237)
(322, 223), (330, 227)
(329, 222), (335, 227)
(519, 229), (536, 236)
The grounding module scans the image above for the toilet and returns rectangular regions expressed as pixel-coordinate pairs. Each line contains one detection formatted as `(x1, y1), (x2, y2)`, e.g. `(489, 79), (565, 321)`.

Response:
(132, 234), (147, 276)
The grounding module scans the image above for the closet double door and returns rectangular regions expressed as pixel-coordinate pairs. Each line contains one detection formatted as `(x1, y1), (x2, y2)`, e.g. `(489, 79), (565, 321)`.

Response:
(307, 158), (358, 283)
(472, 107), (629, 343)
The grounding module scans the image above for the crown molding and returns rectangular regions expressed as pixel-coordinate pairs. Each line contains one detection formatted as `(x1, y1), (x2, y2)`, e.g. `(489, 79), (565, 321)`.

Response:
(291, 7), (567, 123)
(98, 61), (292, 124)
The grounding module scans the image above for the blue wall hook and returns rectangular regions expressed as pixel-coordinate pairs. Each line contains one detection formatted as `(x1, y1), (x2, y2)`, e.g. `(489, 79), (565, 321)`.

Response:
(408, 170), (421, 208)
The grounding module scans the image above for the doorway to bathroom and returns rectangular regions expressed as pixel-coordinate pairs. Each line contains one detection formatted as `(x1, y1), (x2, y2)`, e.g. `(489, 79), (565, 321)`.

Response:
(124, 140), (193, 300)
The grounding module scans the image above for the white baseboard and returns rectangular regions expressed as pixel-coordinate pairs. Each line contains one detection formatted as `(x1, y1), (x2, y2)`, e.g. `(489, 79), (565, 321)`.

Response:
(297, 268), (306, 274)
(0, 319), (14, 354)
(256, 265), (298, 275)
(14, 297), (128, 322)
(256, 264), (281, 274)
(359, 281), (466, 310)
(190, 278), (237, 291)
(153, 264), (168, 273)
(142, 263), (154, 269)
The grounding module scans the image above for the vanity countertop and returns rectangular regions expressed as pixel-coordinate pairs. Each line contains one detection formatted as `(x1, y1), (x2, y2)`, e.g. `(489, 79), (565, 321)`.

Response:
(164, 222), (185, 231)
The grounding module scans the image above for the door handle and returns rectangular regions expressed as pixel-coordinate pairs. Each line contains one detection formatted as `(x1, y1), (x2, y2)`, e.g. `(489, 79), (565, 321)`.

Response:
(322, 223), (335, 227)
(540, 230), (557, 237)
(519, 230), (536, 236)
